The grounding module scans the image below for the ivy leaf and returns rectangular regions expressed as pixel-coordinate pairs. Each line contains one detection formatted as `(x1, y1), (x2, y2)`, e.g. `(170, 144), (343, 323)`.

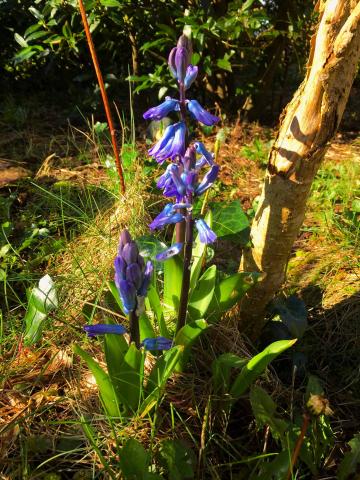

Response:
(210, 201), (250, 242)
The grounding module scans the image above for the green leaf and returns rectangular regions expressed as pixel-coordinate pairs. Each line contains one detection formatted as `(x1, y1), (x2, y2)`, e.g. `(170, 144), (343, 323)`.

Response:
(26, 30), (49, 42)
(119, 438), (148, 479)
(146, 284), (169, 337)
(217, 57), (232, 72)
(256, 451), (291, 480)
(241, 0), (257, 11)
(188, 265), (216, 320)
(107, 280), (125, 313)
(28, 6), (44, 20)
(24, 275), (58, 345)
(116, 343), (143, 412)
(212, 353), (247, 394)
(103, 321), (130, 406)
(14, 33), (28, 48)
(74, 344), (120, 417)
(24, 23), (41, 38)
(305, 374), (324, 401)
(100, 0), (121, 6)
(338, 434), (360, 480)
(211, 201), (249, 240)
(207, 272), (260, 322)
(139, 313), (156, 341)
(145, 346), (183, 399)
(190, 210), (212, 294)
(174, 320), (208, 371)
(159, 439), (196, 480)
(250, 386), (289, 442)
(230, 339), (297, 399)
(163, 254), (183, 315)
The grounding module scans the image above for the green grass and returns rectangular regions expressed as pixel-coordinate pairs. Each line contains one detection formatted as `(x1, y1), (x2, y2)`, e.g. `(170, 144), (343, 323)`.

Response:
(310, 156), (360, 248)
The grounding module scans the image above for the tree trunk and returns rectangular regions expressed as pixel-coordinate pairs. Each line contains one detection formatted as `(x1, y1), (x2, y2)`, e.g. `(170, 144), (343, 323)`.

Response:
(239, 0), (360, 339)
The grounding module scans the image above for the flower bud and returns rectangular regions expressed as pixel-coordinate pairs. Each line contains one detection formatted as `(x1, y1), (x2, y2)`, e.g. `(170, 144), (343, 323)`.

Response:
(126, 263), (143, 290)
(118, 229), (132, 254)
(175, 47), (189, 82)
(122, 241), (139, 265)
(138, 261), (153, 296)
(177, 34), (192, 57)
(184, 65), (198, 90)
(119, 279), (136, 314)
(114, 256), (126, 288)
(168, 47), (177, 78)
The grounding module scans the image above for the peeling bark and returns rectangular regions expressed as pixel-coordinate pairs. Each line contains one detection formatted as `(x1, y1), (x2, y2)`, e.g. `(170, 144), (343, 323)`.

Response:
(239, 0), (360, 338)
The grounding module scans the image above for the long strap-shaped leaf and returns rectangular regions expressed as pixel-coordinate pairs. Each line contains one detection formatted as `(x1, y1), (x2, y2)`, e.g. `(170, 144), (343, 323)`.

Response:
(74, 344), (121, 417)
(230, 339), (297, 399)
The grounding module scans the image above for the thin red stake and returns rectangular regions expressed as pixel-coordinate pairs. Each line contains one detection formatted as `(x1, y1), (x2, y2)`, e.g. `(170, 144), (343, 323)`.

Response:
(78, 0), (126, 194)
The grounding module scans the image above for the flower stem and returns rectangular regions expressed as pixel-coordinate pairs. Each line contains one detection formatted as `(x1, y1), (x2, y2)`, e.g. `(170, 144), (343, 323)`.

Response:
(129, 310), (140, 348)
(177, 212), (194, 332)
(176, 82), (188, 246)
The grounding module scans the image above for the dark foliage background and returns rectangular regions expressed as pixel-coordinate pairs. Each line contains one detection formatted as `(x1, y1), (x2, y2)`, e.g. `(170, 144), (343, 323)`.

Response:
(1, 0), (318, 123)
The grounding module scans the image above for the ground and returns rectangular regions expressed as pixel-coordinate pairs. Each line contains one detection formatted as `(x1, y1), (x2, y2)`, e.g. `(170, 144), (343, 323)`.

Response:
(0, 108), (359, 478)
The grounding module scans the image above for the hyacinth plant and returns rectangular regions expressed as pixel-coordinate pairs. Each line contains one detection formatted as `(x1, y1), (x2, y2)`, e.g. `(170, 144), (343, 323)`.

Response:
(144, 33), (220, 332)
(75, 33), (277, 419)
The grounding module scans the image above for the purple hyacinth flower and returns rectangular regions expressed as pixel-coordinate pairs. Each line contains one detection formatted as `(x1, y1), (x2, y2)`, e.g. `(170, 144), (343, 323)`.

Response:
(183, 171), (198, 193)
(162, 179), (178, 198)
(184, 65), (198, 90)
(143, 98), (179, 121)
(157, 164), (173, 189)
(138, 261), (153, 296)
(142, 336), (173, 351)
(149, 122), (186, 163)
(84, 323), (127, 338)
(195, 219), (217, 244)
(195, 156), (207, 170)
(119, 279), (136, 314)
(126, 263), (142, 290)
(196, 164), (220, 196)
(169, 164), (186, 196)
(122, 241), (139, 265)
(149, 210), (184, 230)
(149, 123), (176, 162)
(155, 242), (183, 261)
(114, 256), (126, 288)
(195, 142), (215, 166)
(187, 100), (220, 126)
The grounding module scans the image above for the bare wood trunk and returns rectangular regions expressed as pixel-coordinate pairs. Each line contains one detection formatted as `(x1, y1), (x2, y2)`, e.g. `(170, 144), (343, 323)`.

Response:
(239, 0), (360, 338)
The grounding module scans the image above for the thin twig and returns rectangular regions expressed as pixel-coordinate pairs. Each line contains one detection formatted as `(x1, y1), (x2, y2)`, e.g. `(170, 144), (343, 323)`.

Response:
(78, 0), (126, 194)
(286, 412), (310, 480)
